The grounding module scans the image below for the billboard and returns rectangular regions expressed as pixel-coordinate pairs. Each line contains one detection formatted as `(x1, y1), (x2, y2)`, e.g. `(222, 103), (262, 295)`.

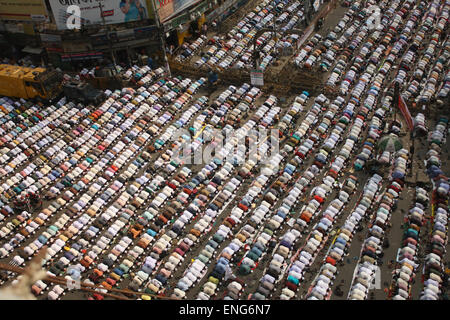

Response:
(50, 0), (150, 30)
(155, 0), (202, 23)
(250, 69), (264, 87)
(0, 0), (48, 22)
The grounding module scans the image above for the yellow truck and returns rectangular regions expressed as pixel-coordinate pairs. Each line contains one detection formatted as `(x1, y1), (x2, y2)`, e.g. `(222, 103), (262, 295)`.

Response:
(0, 64), (63, 100)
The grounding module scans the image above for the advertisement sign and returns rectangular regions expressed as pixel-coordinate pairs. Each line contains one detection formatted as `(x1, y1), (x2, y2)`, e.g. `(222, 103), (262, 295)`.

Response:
(155, 0), (202, 23)
(116, 28), (135, 41)
(4, 23), (25, 33)
(49, 0), (150, 30)
(40, 33), (62, 43)
(134, 25), (158, 39)
(250, 69), (264, 87)
(61, 52), (103, 62)
(90, 32), (114, 46)
(46, 47), (64, 53)
(0, 0), (48, 22)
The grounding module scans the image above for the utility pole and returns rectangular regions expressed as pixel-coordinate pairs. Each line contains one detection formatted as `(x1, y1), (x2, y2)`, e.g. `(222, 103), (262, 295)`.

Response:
(99, 1), (118, 73)
(393, 81), (399, 124)
(150, 0), (172, 76)
(32, 21), (45, 66)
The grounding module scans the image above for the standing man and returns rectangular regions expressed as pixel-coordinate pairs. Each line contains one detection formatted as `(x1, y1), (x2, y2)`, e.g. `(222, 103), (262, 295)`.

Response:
(147, 56), (154, 69)
(208, 69), (218, 86)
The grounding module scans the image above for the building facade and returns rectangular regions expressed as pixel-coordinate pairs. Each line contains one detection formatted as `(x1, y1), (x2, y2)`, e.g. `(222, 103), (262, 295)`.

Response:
(0, 0), (247, 69)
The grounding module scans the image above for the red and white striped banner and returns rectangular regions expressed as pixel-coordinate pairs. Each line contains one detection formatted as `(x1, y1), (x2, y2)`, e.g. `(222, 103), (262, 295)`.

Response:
(398, 95), (414, 131)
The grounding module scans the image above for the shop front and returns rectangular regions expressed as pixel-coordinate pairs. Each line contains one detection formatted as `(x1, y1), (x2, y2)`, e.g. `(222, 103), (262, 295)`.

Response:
(162, 0), (210, 47)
